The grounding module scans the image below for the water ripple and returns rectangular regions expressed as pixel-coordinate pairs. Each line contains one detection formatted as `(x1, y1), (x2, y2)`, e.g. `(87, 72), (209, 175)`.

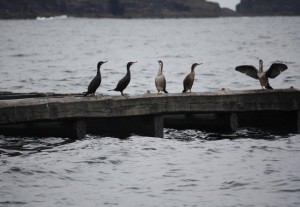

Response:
(220, 181), (250, 190)
(1, 17), (300, 207)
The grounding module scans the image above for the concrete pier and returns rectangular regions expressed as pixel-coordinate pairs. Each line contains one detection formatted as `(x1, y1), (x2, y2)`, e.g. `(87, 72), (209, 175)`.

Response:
(0, 89), (299, 139)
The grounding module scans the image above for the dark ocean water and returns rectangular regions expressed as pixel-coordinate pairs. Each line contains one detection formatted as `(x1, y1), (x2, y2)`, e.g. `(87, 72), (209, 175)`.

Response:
(0, 16), (300, 206)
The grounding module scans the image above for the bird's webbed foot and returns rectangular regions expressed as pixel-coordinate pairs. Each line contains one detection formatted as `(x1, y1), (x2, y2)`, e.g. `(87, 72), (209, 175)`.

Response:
(94, 94), (104, 100)
(121, 93), (129, 99)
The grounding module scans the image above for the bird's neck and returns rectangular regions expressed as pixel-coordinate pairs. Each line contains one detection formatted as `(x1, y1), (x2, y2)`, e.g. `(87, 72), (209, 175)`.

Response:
(259, 63), (263, 73)
(126, 66), (131, 74)
(191, 67), (196, 74)
(158, 64), (163, 75)
(126, 69), (131, 79)
(97, 67), (101, 75)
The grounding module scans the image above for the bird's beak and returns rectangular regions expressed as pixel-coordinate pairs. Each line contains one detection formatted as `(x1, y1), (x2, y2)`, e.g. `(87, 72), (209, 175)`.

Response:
(133, 61), (137, 64)
(198, 63), (203, 66)
(104, 61), (108, 63)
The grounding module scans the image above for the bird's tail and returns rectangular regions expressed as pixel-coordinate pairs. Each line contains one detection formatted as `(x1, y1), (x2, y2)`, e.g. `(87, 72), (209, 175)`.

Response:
(83, 92), (88, 96)
(182, 89), (187, 93)
(163, 90), (168, 93)
(266, 84), (273, 89)
(108, 89), (115, 91)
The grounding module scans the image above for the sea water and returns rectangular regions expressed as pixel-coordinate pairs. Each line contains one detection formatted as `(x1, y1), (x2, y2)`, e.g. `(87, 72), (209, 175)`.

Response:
(0, 17), (300, 207)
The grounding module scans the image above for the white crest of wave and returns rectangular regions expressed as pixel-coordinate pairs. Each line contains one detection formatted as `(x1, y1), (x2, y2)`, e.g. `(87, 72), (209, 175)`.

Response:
(36, 15), (67, 21)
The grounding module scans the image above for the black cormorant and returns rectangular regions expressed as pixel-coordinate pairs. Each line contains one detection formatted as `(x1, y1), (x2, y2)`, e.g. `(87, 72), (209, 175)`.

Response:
(155, 60), (168, 93)
(84, 61), (107, 96)
(109, 61), (137, 97)
(235, 59), (288, 89)
(182, 63), (202, 93)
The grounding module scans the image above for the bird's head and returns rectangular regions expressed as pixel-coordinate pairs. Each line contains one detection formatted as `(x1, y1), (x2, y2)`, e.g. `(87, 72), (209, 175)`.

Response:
(97, 61), (107, 69)
(158, 60), (163, 66)
(127, 61), (137, 69)
(191, 63), (203, 70)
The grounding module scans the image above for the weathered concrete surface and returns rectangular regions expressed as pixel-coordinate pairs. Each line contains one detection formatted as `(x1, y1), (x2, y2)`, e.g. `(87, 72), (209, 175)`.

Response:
(0, 89), (299, 125)
(0, 89), (299, 138)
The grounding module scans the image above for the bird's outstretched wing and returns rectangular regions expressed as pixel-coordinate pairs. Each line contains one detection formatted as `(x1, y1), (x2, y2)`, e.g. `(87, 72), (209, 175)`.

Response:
(265, 63), (288, 79)
(235, 65), (258, 79)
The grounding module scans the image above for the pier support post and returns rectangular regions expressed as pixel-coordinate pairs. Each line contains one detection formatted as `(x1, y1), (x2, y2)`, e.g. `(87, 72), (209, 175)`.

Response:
(230, 113), (238, 132)
(153, 116), (164, 138)
(70, 120), (86, 140)
(297, 110), (300, 134)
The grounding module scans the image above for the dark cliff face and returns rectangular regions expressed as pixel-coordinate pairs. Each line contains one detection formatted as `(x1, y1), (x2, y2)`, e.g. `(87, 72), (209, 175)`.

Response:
(236, 0), (300, 16)
(0, 0), (108, 19)
(0, 0), (236, 19)
(119, 0), (223, 18)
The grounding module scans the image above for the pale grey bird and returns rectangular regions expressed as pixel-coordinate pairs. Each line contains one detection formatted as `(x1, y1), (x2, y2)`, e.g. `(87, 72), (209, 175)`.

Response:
(155, 60), (168, 93)
(182, 63), (202, 93)
(235, 59), (288, 89)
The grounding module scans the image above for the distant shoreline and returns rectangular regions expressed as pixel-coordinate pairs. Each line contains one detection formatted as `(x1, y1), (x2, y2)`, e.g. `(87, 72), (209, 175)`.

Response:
(1, 15), (300, 21)
(1, 0), (299, 20)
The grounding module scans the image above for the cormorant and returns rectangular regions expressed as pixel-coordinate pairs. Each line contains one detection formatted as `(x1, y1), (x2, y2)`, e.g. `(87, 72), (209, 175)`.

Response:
(84, 61), (107, 96)
(235, 59), (288, 89)
(155, 60), (168, 93)
(109, 61), (137, 97)
(182, 63), (202, 93)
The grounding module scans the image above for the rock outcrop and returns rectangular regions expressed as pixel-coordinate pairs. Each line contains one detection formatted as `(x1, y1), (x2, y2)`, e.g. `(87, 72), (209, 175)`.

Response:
(236, 0), (300, 16)
(0, 0), (236, 19)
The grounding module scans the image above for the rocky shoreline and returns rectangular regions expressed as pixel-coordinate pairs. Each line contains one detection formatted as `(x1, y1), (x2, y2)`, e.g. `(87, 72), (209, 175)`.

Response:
(236, 0), (300, 16)
(0, 0), (299, 19)
(0, 0), (235, 19)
